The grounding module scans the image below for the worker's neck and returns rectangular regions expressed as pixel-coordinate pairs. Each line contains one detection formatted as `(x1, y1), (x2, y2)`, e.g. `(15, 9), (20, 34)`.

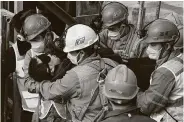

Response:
(110, 101), (133, 111)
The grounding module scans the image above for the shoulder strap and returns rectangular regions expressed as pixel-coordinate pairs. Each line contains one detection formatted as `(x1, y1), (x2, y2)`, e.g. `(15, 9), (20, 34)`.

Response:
(78, 58), (107, 121)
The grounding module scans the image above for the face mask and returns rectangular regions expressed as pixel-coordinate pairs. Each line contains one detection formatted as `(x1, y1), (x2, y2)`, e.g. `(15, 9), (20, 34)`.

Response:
(67, 51), (83, 65)
(31, 41), (45, 53)
(108, 30), (121, 40)
(107, 24), (126, 41)
(31, 35), (45, 51)
(146, 45), (162, 60)
(31, 41), (44, 48)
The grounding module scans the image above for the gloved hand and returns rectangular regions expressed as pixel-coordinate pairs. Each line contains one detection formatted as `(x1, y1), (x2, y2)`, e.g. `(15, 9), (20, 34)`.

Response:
(90, 15), (103, 33)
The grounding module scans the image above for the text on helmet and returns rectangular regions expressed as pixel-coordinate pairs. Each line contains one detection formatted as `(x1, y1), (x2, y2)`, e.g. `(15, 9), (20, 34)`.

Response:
(75, 37), (85, 46)
(113, 9), (122, 20)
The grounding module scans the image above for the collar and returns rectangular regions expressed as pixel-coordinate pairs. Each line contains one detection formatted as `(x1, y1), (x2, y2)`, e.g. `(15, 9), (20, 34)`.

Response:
(156, 49), (181, 68)
(104, 105), (139, 119)
(79, 53), (101, 66)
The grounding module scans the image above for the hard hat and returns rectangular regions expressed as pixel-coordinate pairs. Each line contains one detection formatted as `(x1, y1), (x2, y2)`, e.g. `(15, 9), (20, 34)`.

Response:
(174, 28), (183, 49)
(104, 65), (139, 100)
(63, 24), (99, 53)
(163, 12), (182, 26)
(145, 19), (179, 44)
(22, 14), (51, 41)
(101, 2), (128, 28)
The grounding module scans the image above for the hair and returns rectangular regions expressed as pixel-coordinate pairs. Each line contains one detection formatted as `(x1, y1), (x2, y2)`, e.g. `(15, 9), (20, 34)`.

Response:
(81, 43), (97, 56)
(29, 54), (52, 82)
(11, 9), (36, 33)
(41, 30), (66, 59)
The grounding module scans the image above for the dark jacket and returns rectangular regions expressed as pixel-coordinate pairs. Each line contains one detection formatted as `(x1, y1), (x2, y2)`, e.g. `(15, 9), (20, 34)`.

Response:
(99, 24), (141, 61)
(100, 106), (156, 122)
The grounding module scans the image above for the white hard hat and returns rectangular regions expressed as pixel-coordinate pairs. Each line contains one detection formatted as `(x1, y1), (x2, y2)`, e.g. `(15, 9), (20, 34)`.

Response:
(63, 24), (99, 53)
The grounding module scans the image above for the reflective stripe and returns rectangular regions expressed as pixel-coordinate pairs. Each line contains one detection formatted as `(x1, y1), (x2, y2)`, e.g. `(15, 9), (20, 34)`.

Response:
(12, 43), (25, 78)
(12, 43), (37, 112)
(159, 53), (183, 101)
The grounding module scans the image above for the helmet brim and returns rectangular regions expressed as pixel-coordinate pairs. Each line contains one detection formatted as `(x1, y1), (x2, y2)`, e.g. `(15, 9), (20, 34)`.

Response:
(144, 36), (167, 44)
(103, 17), (127, 29)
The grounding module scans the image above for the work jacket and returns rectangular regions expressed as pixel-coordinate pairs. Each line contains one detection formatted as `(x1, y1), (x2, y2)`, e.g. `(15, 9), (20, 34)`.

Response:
(99, 24), (146, 61)
(25, 53), (118, 122)
(137, 52), (183, 122)
(100, 106), (156, 122)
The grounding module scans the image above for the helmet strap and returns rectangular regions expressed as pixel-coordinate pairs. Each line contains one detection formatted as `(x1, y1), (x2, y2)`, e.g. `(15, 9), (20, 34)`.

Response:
(137, 19), (157, 39)
(158, 43), (172, 60)
(95, 34), (101, 55)
(77, 50), (85, 63)
(19, 27), (26, 41)
(172, 34), (180, 46)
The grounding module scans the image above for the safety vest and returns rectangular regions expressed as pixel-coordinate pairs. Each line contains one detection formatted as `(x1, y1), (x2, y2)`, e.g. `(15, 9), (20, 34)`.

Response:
(12, 43), (39, 112)
(12, 42), (25, 77)
(151, 53), (183, 122)
(30, 49), (66, 119)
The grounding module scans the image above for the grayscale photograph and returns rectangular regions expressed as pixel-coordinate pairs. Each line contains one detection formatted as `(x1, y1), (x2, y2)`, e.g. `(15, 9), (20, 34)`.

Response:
(1, 1), (183, 122)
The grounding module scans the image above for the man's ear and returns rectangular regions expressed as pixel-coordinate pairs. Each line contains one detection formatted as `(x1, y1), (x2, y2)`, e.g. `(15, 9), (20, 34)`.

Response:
(80, 50), (85, 55)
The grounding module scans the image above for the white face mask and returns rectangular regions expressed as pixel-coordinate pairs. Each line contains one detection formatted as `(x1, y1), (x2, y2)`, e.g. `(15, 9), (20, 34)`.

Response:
(30, 35), (45, 52)
(67, 51), (84, 65)
(107, 24), (126, 41)
(108, 30), (121, 40)
(31, 41), (44, 49)
(146, 45), (162, 60)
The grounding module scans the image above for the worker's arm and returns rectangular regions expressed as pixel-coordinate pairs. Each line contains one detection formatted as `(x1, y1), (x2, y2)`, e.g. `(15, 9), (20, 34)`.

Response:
(99, 30), (109, 48)
(137, 67), (175, 115)
(24, 51), (80, 100)
(23, 50), (40, 92)
(38, 69), (80, 100)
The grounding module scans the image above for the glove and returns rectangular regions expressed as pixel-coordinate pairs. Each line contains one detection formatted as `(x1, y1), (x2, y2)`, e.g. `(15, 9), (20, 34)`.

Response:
(90, 15), (103, 33)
